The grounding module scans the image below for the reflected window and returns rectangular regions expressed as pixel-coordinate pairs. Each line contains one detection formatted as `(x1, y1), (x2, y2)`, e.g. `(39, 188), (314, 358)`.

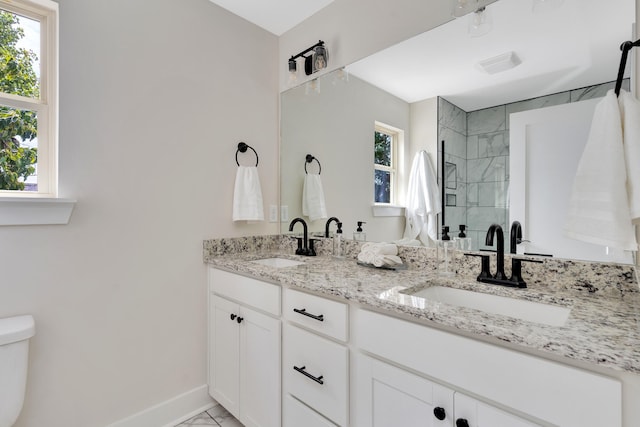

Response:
(374, 122), (402, 204)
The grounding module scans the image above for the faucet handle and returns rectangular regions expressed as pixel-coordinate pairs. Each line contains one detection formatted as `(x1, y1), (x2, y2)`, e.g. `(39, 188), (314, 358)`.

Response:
(294, 237), (306, 255)
(510, 257), (543, 288)
(308, 238), (318, 257)
(464, 253), (491, 281)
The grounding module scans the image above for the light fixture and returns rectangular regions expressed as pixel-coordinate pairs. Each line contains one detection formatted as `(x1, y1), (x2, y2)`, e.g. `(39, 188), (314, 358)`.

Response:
(477, 51), (521, 74)
(288, 58), (298, 87)
(305, 78), (321, 95)
(288, 40), (329, 78)
(468, 6), (492, 37)
(452, 0), (479, 17)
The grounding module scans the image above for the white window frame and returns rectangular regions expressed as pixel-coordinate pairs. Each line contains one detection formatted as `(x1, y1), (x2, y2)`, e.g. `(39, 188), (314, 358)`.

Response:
(0, 0), (73, 226)
(0, 0), (58, 198)
(374, 122), (401, 205)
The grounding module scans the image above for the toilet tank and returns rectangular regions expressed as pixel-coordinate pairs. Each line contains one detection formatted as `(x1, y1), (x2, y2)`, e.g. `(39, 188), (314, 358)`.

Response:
(0, 315), (35, 427)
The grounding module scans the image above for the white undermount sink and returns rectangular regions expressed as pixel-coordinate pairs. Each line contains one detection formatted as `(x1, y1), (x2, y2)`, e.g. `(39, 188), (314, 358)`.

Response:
(409, 286), (570, 327)
(250, 257), (306, 268)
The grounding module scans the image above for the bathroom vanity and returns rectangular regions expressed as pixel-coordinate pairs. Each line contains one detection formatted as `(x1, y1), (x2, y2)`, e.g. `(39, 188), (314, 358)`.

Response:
(204, 236), (640, 427)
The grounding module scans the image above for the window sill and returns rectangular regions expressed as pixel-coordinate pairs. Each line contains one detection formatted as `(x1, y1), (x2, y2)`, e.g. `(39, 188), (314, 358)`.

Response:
(0, 197), (76, 226)
(372, 204), (405, 217)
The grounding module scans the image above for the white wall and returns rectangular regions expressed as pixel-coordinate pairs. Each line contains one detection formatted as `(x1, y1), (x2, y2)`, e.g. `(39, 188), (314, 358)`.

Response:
(2, 0), (279, 426)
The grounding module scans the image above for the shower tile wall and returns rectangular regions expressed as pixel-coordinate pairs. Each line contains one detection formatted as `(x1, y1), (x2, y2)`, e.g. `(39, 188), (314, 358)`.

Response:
(438, 79), (630, 251)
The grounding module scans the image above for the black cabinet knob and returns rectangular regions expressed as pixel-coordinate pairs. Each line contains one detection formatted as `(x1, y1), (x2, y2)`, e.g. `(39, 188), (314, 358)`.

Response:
(456, 419), (470, 427)
(433, 407), (446, 420)
(230, 314), (237, 321)
(236, 316), (244, 324)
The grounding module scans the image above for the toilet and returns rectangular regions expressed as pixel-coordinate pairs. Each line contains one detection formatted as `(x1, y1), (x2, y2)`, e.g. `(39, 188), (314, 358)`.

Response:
(0, 315), (35, 427)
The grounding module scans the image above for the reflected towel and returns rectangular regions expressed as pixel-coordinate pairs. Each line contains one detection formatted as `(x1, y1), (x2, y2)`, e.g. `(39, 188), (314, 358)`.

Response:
(302, 174), (327, 221)
(618, 90), (640, 220)
(232, 166), (264, 221)
(564, 90), (637, 251)
(403, 150), (441, 246)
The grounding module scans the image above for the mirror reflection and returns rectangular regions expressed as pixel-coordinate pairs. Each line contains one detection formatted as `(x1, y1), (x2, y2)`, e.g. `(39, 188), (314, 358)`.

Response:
(280, 0), (635, 264)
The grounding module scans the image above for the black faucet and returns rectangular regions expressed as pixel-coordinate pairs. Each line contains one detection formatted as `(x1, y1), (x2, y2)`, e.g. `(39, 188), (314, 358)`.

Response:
(325, 216), (341, 238)
(467, 223), (542, 288)
(510, 221), (522, 254)
(289, 218), (316, 256)
(485, 224), (507, 280)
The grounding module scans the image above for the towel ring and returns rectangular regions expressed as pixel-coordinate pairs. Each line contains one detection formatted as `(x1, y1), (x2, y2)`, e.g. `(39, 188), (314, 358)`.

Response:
(305, 154), (322, 174)
(235, 142), (259, 167)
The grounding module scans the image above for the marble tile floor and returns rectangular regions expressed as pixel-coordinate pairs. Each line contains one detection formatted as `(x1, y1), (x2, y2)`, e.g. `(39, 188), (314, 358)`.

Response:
(176, 404), (243, 427)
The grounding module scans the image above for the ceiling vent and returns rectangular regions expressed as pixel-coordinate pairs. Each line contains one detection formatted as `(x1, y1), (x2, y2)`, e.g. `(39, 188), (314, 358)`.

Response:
(477, 51), (521, 74)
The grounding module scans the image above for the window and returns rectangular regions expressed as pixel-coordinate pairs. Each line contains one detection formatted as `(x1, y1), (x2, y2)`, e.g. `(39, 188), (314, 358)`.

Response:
(374, 122), (400, 204)
(0, 0), (58, 197)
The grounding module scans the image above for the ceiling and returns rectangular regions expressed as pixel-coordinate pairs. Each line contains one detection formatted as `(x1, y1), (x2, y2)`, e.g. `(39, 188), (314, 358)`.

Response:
(345, 0), (635, 111)
(211, 0), (635, 111)
(207, 0), (335, 35)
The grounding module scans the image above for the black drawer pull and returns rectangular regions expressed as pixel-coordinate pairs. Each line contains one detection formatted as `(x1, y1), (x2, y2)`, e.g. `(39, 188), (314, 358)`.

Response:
(293, 365), (324, 385)
(293, 308), (324, 322)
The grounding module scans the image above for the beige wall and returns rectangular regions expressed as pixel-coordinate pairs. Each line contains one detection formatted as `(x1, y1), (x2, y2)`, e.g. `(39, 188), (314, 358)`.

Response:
(4, 0), (278, 425)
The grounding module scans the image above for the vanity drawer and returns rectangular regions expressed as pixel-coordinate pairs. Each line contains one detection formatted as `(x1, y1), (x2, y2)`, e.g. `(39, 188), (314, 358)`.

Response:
(284, 288), (348, 341)
(284, 394), (338, 427)
(209, 267), (280, 316)
(283, 324), (348, 426)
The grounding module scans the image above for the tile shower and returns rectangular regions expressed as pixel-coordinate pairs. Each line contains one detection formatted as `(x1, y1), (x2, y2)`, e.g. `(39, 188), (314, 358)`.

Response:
(437, 79), (630, 250)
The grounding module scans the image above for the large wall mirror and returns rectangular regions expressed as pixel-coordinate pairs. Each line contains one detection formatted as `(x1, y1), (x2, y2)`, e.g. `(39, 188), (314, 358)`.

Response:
(280, 0), (635, 263)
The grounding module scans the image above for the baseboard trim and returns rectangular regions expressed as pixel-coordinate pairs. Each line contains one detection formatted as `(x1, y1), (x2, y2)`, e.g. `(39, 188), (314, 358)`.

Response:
(107, 384), (216, 427)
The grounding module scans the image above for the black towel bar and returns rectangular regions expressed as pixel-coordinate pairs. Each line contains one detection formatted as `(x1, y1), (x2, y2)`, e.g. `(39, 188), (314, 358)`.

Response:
(235, 142), (259, 167)
(305, 154), (322, 174)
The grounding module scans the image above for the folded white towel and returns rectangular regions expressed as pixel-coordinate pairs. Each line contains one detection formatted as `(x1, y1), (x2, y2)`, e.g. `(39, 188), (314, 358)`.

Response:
(618, 90), (640, 220)
(564, 90), (637, 251)
(232, 166), (264, 222)
(358, 242), (402, 267)
(302, 174), (327, 221)
(403, 150), (441, 246)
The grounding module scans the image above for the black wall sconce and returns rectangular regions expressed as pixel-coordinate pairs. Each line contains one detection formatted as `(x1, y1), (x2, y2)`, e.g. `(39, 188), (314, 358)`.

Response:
(288, 40), (329, 83)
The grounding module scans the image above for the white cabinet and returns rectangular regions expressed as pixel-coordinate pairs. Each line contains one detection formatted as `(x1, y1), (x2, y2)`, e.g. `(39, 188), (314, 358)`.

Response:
(353, 353), (454, 427)
(453, 392), (540, 427)
(208, 268), (281, 427)
(353, 307), (621, 427)
(283, 289), (349, 427)
(354, 353), (541, 427)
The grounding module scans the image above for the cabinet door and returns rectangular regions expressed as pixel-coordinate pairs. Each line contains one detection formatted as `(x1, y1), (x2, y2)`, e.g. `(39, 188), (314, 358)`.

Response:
(240, 305), (281, 427)
(209, 295), (241, 419)
(353, 353), (454, 427)
(284, 394), (338, 427)
(453, 392), (542, 427)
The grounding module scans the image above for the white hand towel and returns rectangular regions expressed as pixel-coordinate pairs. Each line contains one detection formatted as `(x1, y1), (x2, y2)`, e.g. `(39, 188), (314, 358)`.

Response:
(232, 166), (264, 222)
(564, 90), (637, 251)
(618, 90), (640, 220)
(403, 150), (441, 246)
(302, 173), (327, 221)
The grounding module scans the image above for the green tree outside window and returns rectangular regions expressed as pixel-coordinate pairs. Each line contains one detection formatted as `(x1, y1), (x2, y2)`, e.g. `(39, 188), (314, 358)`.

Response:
(0, 10), (38, 190)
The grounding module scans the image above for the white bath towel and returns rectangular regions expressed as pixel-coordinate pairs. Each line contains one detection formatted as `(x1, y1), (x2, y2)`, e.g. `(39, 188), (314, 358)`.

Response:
(618, 90), (640, 220)
(302, 173), (327, 221)
(232, 166), (264, 222)
(357, 242), (402, 267)
(564, 90), (637, 251)
(403, 150), (441, 246)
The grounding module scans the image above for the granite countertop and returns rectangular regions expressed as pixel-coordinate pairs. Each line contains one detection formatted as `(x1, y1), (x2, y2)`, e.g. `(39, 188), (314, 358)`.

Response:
(204, 241), (640, 375)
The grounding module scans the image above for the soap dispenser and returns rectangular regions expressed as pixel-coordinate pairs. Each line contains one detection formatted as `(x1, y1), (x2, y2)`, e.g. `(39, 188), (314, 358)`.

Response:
(437, 225), (456, 277)
(455, 224), (472, 251)
(333, 222), (344, 259)
(353, 221), (367, 241)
